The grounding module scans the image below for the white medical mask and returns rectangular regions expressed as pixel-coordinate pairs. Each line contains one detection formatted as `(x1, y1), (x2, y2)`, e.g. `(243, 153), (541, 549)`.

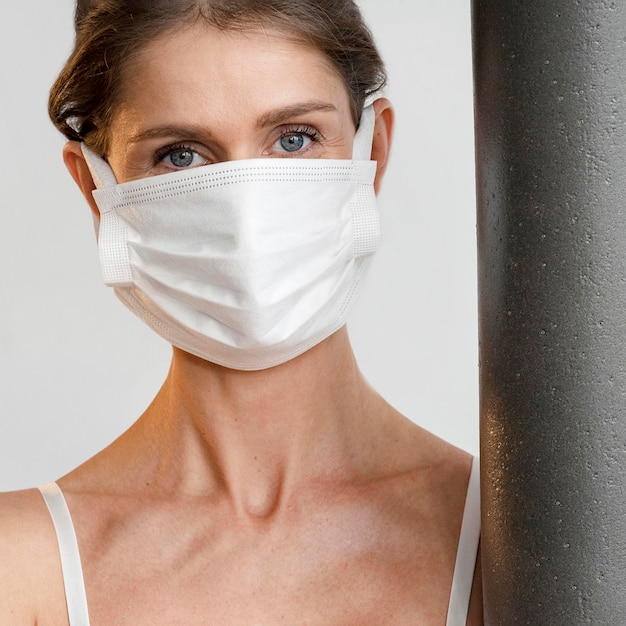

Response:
(83, 101), (380, 370)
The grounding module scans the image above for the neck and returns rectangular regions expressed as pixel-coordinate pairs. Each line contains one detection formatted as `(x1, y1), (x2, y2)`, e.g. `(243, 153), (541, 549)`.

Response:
(135, 328), (389, 517)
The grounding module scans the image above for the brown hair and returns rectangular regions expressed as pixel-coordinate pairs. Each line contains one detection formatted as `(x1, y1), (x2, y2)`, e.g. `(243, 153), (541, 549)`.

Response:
(49, 0), (387, 157)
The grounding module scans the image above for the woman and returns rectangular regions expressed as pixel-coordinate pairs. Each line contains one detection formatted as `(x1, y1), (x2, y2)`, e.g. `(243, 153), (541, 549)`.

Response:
(0, 1), (481, 624)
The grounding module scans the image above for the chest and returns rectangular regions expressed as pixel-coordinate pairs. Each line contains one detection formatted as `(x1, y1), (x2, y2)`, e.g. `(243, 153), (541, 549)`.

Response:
(77, 505), (457, 625)
(83, 555), (452, 625)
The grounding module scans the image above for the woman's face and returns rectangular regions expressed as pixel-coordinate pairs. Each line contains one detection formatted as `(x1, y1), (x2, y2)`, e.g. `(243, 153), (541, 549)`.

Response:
(105, 24), (357, 183)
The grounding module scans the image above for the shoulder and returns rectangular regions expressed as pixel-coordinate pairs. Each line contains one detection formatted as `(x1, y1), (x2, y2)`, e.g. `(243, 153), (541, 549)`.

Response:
(0, 489), (67, 625)
(370, 415), (475, 558)
(389, 415), (475, 505)
(412, 427), (474, 539)
(0, 489), (54, 585)
(400, 428), (483, 622)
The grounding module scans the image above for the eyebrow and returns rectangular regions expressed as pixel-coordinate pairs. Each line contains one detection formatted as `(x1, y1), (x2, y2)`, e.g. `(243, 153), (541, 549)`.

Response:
(127, 124), (214, 144)
(126, 101), (338, 144)
(256, 101), (338, 128)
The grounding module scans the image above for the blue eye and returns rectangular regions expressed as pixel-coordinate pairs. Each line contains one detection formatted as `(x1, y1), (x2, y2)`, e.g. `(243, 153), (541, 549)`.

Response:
(272, 127), (318, 155)
(280, 134), (306, 152)
(169, 149), (195, 167)
(155, 144), (208, 170)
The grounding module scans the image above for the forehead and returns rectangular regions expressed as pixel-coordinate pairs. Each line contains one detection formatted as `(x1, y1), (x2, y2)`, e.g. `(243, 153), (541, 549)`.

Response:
(114, 23), (350, 127)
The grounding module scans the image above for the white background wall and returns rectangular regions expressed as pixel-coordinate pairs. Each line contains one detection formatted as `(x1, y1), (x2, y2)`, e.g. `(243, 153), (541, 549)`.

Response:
(0, 1), (477, 491)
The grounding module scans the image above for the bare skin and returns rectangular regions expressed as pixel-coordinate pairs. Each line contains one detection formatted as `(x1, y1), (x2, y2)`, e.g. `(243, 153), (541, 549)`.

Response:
(0, 24), (482, 625)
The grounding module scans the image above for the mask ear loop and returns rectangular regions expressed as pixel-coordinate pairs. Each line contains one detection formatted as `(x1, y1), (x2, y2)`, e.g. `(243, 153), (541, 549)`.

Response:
(352, 93), (382, 161)
(79, 144), (119, 237)
(81, 144), (118, 189)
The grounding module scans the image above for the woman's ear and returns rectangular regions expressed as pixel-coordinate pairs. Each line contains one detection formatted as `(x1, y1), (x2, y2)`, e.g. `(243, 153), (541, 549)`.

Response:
(63, 141), (100, 223)
(370, 98), (394, 194)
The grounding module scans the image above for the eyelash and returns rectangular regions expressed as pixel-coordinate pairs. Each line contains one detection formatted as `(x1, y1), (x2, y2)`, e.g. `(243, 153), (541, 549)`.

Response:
(153, 142), (198, 166)
(153, 125), (324, 166)
(279, 124), (323, 144)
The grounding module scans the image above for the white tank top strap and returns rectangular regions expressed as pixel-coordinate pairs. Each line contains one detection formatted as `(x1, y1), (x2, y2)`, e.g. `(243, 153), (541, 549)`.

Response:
(446, 456), (481, 626)
(38, 482), (91, 626)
